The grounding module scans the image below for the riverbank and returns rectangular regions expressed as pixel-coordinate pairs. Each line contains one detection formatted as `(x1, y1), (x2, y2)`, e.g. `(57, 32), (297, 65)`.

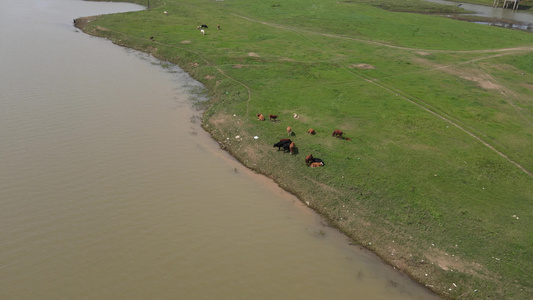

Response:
(76, 0), (533, 298)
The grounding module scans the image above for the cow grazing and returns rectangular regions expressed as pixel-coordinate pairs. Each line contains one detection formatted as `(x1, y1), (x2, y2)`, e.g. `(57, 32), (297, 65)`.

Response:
(289, 142), (295, 155)
(269, 115), (277, 121)
(217, 24), (221, 30)
(293, 113), (300, 119)
(273, 139), (291, 151)
(164, 11), (168, 15)
(287, 126), (292, 136)
(332, 129), (343, 138)
(201, 24), (208, 28)
(307, 128), (316, 135)
(257, 113), (265, 121)
(282, 142), (292, 152)
(201, 29), (205, 35)
(310, 161), (324, 168)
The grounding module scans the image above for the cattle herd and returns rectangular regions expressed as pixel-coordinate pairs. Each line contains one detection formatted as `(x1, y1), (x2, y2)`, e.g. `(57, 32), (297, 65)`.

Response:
(195, 24), (221, 35)
(186, 23), (346, 167)
(257, 113), (351, 168)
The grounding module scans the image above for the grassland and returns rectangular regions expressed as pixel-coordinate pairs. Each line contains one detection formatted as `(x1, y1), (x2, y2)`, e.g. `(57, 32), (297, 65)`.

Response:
(77, 0), (533, 298)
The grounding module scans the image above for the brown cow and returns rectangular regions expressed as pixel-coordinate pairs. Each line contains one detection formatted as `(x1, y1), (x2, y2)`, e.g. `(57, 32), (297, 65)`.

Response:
(273, 139), (291, 151)
(332, 129), (343, 138)
(257, 113), (265, 121)
(287, 126), (292, 136)
(289, 142), (295, 155)
(310, 162), (324, 168)
(307, 128), (316, 135)
(269, 114), (278, 121)
(305, 154), (314, 166)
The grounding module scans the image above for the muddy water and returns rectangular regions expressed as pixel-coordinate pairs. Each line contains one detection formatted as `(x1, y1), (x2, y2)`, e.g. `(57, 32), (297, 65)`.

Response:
(424, 0), (533, 24)
(0, 0), (439, 299)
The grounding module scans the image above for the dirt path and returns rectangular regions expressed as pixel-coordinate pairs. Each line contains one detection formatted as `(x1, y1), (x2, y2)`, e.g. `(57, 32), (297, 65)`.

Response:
(231, 13), (533, 177)
(232, 13), (533, 54)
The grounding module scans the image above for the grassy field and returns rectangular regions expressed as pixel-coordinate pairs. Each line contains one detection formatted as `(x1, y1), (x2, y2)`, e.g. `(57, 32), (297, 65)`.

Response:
(78, 0), (533, 298)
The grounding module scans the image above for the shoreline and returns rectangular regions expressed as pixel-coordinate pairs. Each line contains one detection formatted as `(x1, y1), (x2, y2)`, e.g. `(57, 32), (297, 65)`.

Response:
(74, 14), (434, 293)
(74, 1), (533, 297)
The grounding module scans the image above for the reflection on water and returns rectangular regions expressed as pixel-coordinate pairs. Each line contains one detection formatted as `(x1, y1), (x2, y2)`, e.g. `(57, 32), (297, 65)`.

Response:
(0, 0), (439, 299)
(424, 0), (533, 25)
(474, 20), (533, 30)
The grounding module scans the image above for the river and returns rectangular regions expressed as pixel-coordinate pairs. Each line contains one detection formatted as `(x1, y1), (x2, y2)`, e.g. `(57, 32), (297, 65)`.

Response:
(0, 0), (439, 299)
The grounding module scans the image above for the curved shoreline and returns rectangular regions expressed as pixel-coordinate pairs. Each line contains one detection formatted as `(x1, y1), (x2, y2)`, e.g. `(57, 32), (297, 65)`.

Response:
(75, 1), (533, 298)
(74, 14), (439, 297)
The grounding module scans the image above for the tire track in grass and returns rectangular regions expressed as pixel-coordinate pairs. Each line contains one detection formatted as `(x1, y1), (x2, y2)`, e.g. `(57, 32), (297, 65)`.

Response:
(148, 41), (253, 116)
(233, 13), (533, 177)
(385, 51), (533, 126)
(340, 64), (532, 177)
(232, 14), (533, 54)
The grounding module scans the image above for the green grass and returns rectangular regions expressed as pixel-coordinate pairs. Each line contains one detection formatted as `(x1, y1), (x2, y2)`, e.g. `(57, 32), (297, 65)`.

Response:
(77, 0), (533, 298)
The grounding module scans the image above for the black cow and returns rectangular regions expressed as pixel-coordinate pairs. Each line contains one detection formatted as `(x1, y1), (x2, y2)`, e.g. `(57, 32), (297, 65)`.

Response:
(311, 158), (325, 165)
(273, 139), (291, 151)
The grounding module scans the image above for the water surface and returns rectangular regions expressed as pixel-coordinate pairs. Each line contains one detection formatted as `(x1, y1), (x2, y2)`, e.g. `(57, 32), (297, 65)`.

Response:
(424, 0), (533, 24)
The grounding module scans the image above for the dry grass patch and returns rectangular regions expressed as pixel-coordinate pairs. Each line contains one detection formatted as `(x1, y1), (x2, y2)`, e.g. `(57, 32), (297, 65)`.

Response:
(426, 248), (484, 275)
(460, 73), (501, 90)
(413, 57), (503, 91)
(351, 63), (375, 69)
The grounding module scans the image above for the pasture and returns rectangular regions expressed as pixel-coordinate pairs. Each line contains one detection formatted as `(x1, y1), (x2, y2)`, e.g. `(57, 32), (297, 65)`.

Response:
(78, 0), (533, 298)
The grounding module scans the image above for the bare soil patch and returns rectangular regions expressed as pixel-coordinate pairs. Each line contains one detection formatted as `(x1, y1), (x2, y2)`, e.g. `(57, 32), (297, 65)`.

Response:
(461, 74), (501, 90)
(248, 52), (260, 57)
(350, 63), (375, 69)
(413, 57), (503, 91)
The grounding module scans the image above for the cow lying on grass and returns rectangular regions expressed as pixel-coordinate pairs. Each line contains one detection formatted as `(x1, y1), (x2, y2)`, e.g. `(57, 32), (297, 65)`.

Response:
(305, 154), (324, 166)
(310, 161), (324, 167)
